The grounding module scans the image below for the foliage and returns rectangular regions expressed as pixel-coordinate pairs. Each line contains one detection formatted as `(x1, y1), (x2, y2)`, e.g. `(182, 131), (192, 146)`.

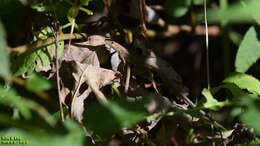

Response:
(84, 98), (149, 137)
(235, 26), (260, 73)
(223, 72), (260, 96)
(207, 0), (260, 23)
(239, 97), (260, 135)
(0, 21), (10, 81)
(0, 120), (84, 146)
(1, 0), (260, 145)
(202, 88), (229, 110)
(26, 73), (53, 91)
(236, 139), (260, 146)
(164, 0), (191, 18)
(0, 86), (32, 119)
(12, 27), (64, 76)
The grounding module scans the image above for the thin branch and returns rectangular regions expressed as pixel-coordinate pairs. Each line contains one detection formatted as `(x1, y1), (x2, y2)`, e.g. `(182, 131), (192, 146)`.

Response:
(138, 0), (148, 36)
(124, 65), (131, 93)
(203, 0), (210, 89)
(11, 33), (87, 54)
(68, 19), (76, 53)
(54, 30), (64, 122)
(152, 80), (161, 96)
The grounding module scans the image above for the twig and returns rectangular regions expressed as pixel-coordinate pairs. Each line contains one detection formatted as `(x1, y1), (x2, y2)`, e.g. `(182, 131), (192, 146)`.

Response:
(11, 33), (87, 54)
(124, 65), (131, 93)
(152, 80), (161, 96)
(138, 0), (148, 37)
(203, 0), (210, 89)
(54, 29), (64, 122)
(70, 66), (89, 117)
(170, 136), (179, 146)
(211, 124), (216, 146)
(68, 19), (76, 53)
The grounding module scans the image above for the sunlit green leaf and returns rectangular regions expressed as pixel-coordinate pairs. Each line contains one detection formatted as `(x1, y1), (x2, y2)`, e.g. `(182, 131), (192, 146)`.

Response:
(223, 72), (260, 96)
(0, 20), (10, 81)
(13, 27), (64, 76)
(211, 83), (247, 97)
(13, 51), (37, 76)
(164, 0), (191, 18)
(202, 88), (229, 110)
(235, 27), (260, 73)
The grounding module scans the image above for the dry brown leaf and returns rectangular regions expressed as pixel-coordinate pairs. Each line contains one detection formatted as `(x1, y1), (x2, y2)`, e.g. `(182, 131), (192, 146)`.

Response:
(59, 35), (120, 121)
(70, 61), (120, 122)
(62, 44), (100, 66)
(71, 87), (92, 122)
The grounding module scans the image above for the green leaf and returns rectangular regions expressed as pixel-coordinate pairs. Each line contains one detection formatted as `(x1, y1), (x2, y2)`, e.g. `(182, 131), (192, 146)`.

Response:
(0, 20), (10, 81)
(13, 27), (64, 76)
(223, 72), (260, 96)
(237, 139), (260, 146)
(30, 0), (52, 12)
(67, 5), (79, 19)
(0, 120), (84, 146)
(0, 85), (55, 125)
(26, 73), (52, 91)
(211, 83), (247, 97)
(22, 99), (56, 126)
(80, 0), (92, 6)
(79, 7), (93, 15)
(34, 49), (51, 72)
(0, 86), (31, 119)
(207, 0), (260, 23)
(202, 88), (229, 110)
(164, 0), (191, 18)
(229, 31), (243, 46)
(13, 51), (37, 76)
(51, 107), (69, 122)
(239, 97), (260, 136)
(67, 17), (81, 32)
(192, 0), (203, 6)
(235, 26), (260, 73)
(84, 98), (150, 137)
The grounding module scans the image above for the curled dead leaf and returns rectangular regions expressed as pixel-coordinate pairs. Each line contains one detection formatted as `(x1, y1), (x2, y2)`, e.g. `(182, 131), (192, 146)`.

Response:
(70, 61), (120, 122)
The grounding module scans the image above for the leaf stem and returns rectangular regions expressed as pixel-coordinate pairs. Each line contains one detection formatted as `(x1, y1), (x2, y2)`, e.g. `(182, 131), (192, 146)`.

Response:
(54, 30), (64, 122)
(203, 0), (210, 89)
